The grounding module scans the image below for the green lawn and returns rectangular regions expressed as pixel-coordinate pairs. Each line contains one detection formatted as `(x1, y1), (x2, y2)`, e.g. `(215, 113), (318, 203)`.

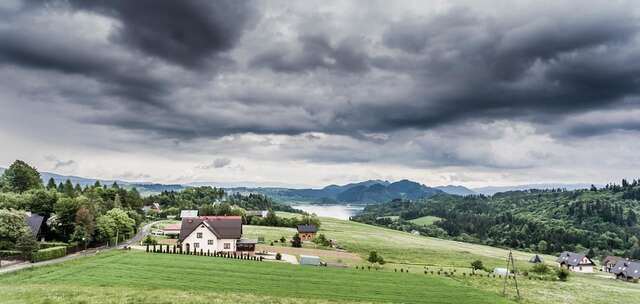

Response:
(0, 250), (510, 304)
(408, 216), (442, 226)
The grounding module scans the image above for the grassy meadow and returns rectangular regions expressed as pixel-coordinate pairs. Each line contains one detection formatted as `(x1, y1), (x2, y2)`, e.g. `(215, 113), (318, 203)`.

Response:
(408, 216), (442, 226)
(0, 250), (510, 304)
(243, 214), (640, 304)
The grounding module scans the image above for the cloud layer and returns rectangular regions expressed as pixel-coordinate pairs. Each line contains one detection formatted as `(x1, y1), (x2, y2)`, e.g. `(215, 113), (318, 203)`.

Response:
(1, 0), (640, 187)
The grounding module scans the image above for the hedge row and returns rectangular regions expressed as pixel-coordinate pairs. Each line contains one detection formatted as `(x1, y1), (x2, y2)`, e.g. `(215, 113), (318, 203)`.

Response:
(31, 246), (67, 263)
(39, 242), (69, 249)
(0, 250), (21, 258)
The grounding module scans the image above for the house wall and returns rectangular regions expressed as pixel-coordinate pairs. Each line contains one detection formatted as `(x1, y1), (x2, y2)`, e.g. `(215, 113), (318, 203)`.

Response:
(181, 224), (237, 253)
(299, 232), (316, 241)
(570, 265), (594, 273)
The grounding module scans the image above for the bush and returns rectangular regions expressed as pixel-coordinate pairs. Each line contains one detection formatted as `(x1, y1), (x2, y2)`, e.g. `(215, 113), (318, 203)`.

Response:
(312, 234), (331, 247)
(39, 242), (69, 249)
(142, 235), (157, 246)
(0, 250), (21, 258)
(275, 253), (282, 260)
(470, 260), (484, 273)
(530, 263), (551, 274)
(31, 246), (67, 263)
(556, 268), (570, 282)
(367, 251), (385, 264)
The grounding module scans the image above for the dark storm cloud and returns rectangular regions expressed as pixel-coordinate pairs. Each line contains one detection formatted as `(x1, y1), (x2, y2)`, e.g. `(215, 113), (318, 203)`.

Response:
(66, 0), (257, 68)
(250, 34), (370, 73)
(0, 28), (170, 107)
(3, 0), (640, 150)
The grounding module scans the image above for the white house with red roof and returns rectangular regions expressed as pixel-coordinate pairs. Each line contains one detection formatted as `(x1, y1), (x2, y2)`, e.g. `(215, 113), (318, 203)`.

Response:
(178, 216), (256, 254)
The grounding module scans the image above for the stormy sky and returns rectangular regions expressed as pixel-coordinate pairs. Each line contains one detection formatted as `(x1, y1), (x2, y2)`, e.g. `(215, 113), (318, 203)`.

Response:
(1, 0), (640, 188)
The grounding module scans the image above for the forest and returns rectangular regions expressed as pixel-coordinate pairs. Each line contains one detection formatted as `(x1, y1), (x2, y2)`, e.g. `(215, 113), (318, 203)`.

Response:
(353, 182), (640, 260)
(1, 160), (144, 257)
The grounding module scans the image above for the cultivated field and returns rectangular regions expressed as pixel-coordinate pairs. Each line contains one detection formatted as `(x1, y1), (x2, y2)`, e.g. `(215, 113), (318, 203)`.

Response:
(0, 250), (510, 304)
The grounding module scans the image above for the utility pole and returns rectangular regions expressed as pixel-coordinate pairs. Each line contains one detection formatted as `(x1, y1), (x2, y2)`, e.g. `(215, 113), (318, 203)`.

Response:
(115, 228), (119, 249)
(502, 250), (521, 300)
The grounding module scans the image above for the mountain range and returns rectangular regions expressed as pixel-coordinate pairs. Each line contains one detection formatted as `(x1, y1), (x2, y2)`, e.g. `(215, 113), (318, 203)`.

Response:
(0, 166), (596, 201)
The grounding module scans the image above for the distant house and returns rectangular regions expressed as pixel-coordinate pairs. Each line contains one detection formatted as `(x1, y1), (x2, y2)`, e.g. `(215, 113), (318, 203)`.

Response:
(161, 223), (181, 237)
(611, 260), (640, 281)
(529, 254), (544, 264)
(297, 224), (318, 241)
(178, 216), (255, 255)
(143, 203), (161, 214)
(25, 212), (45, 241)
(556, 252), (596, 273)
(602, 256), (623, 273)
(180, 210), (198, 218)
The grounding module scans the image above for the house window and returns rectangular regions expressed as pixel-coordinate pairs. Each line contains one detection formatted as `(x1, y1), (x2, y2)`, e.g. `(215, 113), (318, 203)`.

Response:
(194, 243), (200, 248)
(197, 232), (203, 238)
(579, 266), (582, 271)
(208, 240), (213, 245)
(224, 243), (231, 249)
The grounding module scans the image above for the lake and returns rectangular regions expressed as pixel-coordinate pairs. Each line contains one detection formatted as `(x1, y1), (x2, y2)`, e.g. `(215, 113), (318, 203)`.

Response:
(291, 204), (365, 220)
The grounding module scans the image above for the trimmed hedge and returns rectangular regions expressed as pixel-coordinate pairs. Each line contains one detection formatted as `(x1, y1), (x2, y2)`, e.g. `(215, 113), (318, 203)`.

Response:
(31, 246), (67, 263)
(39, 242), (69, 249)
(0, 250), (21, 258)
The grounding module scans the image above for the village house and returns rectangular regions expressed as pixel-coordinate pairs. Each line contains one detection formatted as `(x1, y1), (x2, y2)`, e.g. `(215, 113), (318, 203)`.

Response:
(611, 259), (640, 282)
(178, 216), (256, 255)
(180, 210), (198, 218)
(602, 256), (623, 273)
(556, 252), (596, 273)
(297, 224), (318, 241)
(161, 223), (181, 237)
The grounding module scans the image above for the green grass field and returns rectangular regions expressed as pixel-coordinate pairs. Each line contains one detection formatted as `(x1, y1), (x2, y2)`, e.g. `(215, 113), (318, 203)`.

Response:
(408, 216), (442, 226)
(243, 215), (640, 304)
(0, 250), (510, 304)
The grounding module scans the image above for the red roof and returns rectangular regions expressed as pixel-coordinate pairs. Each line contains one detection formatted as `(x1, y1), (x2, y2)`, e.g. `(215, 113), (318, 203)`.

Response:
(162, 223), (181, 231)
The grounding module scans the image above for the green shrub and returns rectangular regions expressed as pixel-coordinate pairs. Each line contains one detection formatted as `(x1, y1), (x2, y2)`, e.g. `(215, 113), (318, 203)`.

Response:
(0, 250), (21, 258)
(31, 246), (67, 263)
(39, 242), (69, 249)
(556, 268), (570, 282)
(530, 263), (551, 274)
(275, 253), (282, 260)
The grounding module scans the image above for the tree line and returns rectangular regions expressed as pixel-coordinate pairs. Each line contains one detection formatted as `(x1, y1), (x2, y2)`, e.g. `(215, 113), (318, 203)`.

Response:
(353, 181), (640, 260)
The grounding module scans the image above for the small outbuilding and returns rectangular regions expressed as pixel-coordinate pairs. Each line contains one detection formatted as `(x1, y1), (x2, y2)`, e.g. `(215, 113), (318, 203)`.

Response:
(297, 224), (318, 241)
(300, 255), (321, 266)
(529, 254), (544, 264)
(493, 268), (508, 275)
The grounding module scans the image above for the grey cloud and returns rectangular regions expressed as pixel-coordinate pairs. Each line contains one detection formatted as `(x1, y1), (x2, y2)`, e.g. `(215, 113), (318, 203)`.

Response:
(250, 34), (370, 73)
(44, 155), (77, 170)
(66, 0), (258, 69)
(197, 158), (232, 170)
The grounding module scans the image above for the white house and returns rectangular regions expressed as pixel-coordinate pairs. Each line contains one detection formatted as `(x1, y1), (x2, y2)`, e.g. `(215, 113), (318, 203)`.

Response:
(178, 216), (255, 254)
(556, 252), (596, 273)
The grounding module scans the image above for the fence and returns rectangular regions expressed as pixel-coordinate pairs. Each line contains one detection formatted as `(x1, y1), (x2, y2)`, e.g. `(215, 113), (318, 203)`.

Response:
(145, 244), (263, 262)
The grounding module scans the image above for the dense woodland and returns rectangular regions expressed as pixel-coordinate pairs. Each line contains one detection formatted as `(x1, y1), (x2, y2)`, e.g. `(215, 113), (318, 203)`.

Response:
(353, 182), (640, 260)
(0, 160), (144, 254)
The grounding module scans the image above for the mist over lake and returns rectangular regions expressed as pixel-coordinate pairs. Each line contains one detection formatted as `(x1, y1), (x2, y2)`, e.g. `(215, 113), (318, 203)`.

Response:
(292, 204), (364, 220)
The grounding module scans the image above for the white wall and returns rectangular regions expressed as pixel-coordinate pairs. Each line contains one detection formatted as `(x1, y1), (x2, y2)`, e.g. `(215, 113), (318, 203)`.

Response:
(181, 223), (237, 253)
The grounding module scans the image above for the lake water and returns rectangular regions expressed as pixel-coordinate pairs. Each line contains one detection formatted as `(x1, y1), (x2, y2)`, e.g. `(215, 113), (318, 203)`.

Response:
(291, 204), (365, 220)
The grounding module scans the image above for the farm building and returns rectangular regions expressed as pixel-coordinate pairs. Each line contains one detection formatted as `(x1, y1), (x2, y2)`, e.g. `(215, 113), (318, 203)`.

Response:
(611, 260), (640, 281)
(161, 223), (181, 237)
(602, 256), (624, 273)
(246, 210), (269, 218)
(297, 224), (318, 241)
(300, 255), (321, 266)
(529, 254), (543, 264)
(556, 252), (595, 273)
(178, 216), (255, 255)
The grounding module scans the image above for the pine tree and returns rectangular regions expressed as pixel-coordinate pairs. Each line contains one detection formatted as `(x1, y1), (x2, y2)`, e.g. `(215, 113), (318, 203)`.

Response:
(74, 183), (83, 195)
(93, 180), (101, 188)
(46, 178), (57, 190)
(63, 179), (75, 197)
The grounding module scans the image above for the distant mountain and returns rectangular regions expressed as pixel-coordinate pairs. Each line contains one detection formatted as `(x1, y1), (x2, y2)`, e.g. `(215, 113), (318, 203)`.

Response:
(471, 183), (596, 195)
(229, 179), (443, 204)
(435, 185), (476, 196)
